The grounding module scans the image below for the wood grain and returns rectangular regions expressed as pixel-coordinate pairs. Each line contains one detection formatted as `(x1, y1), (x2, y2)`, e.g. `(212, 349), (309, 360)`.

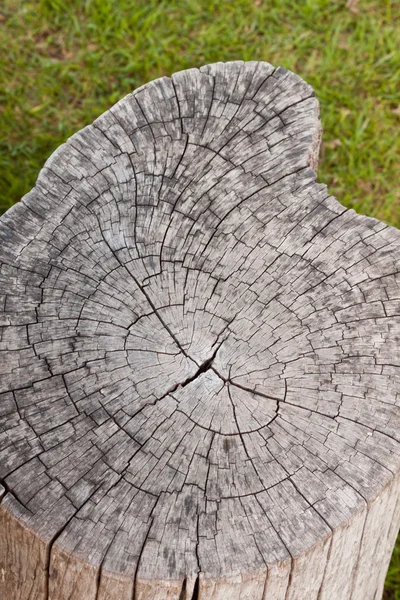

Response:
(0, 60), (399, 599)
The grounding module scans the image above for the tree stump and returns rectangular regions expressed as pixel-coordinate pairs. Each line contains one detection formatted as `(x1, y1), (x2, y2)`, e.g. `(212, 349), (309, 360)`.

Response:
(0, 61), (400, 600)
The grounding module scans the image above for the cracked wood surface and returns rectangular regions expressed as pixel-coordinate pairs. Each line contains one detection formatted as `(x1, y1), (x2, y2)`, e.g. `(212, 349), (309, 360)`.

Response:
(0, 60), (400, 600)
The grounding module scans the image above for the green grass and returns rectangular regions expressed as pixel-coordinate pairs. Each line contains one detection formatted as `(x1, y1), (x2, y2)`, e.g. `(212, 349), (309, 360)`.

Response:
(386, 539), (400, 600)
(0, 0), (399, 594)
(1, 0), (400, 221)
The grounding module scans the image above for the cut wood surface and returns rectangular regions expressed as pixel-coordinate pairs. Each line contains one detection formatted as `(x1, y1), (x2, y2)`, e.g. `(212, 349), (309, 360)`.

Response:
(0, 61), (400, 600)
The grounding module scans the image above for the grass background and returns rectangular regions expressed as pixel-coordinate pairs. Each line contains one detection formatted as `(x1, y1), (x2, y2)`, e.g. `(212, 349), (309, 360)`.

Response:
(0, 0), (399, 595)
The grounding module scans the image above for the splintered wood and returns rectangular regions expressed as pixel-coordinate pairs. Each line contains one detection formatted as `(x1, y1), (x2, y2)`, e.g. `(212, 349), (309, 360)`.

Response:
(0, 61), (399, 600)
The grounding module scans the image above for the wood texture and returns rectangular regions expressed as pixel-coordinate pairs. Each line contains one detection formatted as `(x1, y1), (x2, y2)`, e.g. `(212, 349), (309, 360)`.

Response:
(0, 60), (399, 600)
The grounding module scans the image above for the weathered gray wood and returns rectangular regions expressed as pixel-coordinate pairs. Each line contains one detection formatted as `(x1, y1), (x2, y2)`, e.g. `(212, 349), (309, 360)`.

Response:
(0, 60), (400, 600)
